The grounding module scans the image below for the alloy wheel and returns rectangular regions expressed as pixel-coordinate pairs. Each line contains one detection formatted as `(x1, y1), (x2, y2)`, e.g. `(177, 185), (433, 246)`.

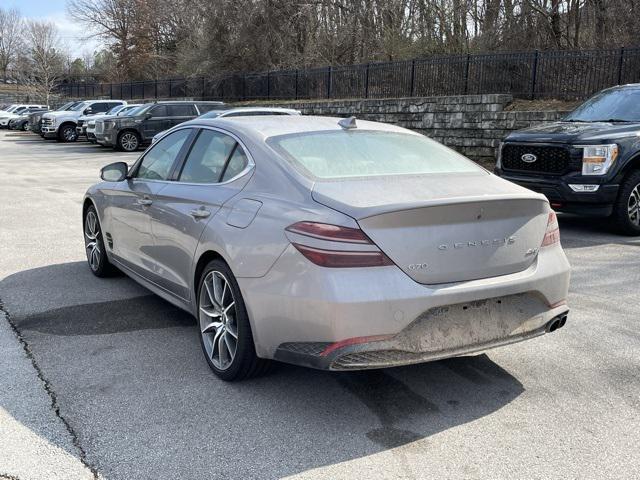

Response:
(84, 210), (101, 271)
(199, 270), (238, 370)
(628, 183), (640, 226)
(63, 126), (76, 142)
(120, 133), (139, 151)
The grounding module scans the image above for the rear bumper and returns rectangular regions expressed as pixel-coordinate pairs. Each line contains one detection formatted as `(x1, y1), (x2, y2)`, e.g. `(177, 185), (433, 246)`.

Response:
(238, 243), (571, 368)
(497, 169), (618, 216)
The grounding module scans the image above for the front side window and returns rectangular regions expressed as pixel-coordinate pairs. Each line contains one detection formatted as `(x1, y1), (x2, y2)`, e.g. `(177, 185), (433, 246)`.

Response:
(149, 105), (167, 118)
(269, 130), (483, 179)
(178, 130), (237, 183)
(136, 129), (192, 181)
(168, 104), (196, 117)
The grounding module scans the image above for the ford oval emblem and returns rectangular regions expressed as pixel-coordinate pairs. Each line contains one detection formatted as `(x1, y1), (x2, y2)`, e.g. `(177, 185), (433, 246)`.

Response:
(521, 153), (537, 163)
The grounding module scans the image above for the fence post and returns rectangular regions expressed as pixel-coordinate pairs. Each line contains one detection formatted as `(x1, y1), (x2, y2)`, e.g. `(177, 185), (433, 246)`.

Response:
(202, 76), (206, 100)
(110, 83), (113, 99)
(169, 79), (173, 98)
(364, 63), (370, 98)
(242, 75), (246, 101)
(154, 79), (158, 99)
(294, 70), (298, 100)
(410, 59), (416, 97)
(530, 50), (540, 100)
(463, 54), (471, 95)
(327, 66), (332, 99)
(130, 80), (133, 100)
(617, 47), (625, 85)
(266, 72), (270, 99)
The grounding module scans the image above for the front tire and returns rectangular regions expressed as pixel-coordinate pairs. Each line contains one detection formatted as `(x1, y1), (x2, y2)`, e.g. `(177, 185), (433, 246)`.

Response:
(612, 170), (640, 236)
(58, 124), (77, 142)
(84, 206), (117, 277)
(116, 131), (140, 152)
(197, 259), (271, 381)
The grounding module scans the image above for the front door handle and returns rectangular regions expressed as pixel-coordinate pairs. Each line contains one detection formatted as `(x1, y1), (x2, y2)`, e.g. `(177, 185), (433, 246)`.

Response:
(190, 208), (211, 219)
(137, 197), (153, 206)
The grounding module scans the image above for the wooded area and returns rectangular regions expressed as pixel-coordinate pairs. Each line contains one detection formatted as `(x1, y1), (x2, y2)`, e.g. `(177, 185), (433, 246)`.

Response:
(65, 0), (639, 82)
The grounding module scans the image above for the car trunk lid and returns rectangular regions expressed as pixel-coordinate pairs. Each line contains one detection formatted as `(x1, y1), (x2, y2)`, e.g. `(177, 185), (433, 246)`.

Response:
(311, 172), (549, 284)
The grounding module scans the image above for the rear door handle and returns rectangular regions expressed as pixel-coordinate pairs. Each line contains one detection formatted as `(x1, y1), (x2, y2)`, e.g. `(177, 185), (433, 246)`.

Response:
(190, 208), (211, 219)
(137, 197), (153, 206)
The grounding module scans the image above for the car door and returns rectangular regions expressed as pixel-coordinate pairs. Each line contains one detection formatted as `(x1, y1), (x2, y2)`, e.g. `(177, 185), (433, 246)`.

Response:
(106, 128), (194, 281)
(141, 105), (169, 140)
(149, 128), (254, 300)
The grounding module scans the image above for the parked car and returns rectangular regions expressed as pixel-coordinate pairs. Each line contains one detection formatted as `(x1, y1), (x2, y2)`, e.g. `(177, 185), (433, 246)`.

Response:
(29, 101), (82, 135)
(151, 107), (301, 144)
(0, 105), (48, 127)
(97, 101), (223, 151)
(496, 84), (640, 235)
(0, 104), (47, 115)
(41, 100), (126, 142)
(83, 115), (570, 381)
(85, 104), (141, 143)
(77, 104), (132, 140)
(8, 108), (49, 131)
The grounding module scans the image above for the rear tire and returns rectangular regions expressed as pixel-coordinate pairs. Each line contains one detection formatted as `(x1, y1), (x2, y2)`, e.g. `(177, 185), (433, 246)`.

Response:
(197, 259), (271, 381)
(612, 170), (640, 236)
(83, 206), (118, 277)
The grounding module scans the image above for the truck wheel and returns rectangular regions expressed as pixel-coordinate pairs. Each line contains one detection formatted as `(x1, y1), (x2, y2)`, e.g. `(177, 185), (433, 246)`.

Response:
(612, 170), (640, 236)
(116, 131), (140, 152)
(58, 124), (77, 142)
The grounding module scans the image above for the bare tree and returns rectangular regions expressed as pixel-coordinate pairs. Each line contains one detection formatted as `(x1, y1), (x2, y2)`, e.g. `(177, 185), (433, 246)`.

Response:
(20, 21), (65, 106)
(0, 7), (22, 80)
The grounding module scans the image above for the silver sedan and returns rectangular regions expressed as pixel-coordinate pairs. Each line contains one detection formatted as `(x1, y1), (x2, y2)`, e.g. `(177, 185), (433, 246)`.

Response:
(83, 116), (571, 381)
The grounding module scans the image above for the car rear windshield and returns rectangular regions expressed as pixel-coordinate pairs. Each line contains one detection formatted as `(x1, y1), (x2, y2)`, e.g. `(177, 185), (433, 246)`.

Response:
(565, 88), (640, 122)
(269, 130), (483, 179)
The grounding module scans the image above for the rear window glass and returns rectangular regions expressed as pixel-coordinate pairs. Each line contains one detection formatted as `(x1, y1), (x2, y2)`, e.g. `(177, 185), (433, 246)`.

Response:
(269, 130), (482, 179)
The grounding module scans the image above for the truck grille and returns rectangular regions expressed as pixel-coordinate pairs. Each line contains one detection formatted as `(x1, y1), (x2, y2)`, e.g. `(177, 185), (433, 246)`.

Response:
(502, 144), (570, 175)
(42, 118), (53, 126)
(95, 122), (104, 134)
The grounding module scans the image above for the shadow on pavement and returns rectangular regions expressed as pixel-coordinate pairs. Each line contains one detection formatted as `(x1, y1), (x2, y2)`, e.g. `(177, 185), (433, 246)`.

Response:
(558, 213), (640, 249)
(1, 261), (526, 479)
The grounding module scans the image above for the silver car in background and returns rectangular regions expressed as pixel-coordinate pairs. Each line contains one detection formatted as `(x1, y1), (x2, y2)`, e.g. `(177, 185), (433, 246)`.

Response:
(83, 116), (571, 381)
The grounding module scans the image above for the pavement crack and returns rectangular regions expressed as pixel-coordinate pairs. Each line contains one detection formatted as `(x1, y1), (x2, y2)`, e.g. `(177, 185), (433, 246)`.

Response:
(0, 299), (100, 480)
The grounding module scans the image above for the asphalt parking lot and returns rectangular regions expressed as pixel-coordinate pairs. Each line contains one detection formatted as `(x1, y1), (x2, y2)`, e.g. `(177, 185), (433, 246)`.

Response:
(1, 129), (639, 480)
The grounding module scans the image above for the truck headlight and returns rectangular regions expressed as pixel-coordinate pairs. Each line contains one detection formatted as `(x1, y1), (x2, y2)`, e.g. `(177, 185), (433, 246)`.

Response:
(581, 144), (618, 176)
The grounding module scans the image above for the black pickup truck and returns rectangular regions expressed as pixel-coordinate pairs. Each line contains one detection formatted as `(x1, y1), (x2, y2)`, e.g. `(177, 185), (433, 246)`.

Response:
(496, 84), (640, 235)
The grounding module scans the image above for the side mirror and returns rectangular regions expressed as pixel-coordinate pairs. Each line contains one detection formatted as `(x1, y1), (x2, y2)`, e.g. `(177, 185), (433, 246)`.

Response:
(100, 162), (128, 182)
(145, 112), (153, 119)
(84, 108), (93, 115)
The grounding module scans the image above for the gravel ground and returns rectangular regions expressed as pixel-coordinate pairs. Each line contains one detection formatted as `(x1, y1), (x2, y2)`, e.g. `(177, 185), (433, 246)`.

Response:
(0, 130), (639, 480)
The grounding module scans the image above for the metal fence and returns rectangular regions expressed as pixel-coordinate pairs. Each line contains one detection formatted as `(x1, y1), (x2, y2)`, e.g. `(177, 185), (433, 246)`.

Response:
(57, 46), (640, 102)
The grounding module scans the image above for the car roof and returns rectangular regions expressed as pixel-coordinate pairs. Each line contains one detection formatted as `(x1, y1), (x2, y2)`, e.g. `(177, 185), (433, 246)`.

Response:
(183, 115), (415, 141)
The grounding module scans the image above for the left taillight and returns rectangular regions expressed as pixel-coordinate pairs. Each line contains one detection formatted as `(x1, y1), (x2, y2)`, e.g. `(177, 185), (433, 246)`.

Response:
(541, 211), (560, 247)
(285, 221), (394, 268)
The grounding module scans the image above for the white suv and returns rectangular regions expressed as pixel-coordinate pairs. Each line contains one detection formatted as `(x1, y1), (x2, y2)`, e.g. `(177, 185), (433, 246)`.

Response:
(41, 100), (126, 142)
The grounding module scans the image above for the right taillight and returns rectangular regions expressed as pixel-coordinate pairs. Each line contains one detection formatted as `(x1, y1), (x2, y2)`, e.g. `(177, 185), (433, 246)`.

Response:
(541, 211), (560, 247)
(285, 221), (394, 268)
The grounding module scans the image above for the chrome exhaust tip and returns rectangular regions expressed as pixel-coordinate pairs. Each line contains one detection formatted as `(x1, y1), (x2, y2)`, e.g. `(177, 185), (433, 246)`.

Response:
(546, 313), (568, 333)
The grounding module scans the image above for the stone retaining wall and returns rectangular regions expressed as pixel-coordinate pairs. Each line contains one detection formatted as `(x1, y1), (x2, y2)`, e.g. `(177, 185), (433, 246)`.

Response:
(236, 94), (568, 168)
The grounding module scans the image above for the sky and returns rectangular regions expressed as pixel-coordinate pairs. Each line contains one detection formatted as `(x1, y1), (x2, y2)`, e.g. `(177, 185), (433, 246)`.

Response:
(4, 0), (104, 57)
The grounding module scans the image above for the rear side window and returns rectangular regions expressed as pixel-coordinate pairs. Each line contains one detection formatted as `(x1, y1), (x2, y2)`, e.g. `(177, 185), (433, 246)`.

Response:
(168, 104), (196, 117)
(269, 130), (483, 179)
(136, 129), (192, 180)
(178, 130), (236, 183)
(221, 147), (249, 181)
